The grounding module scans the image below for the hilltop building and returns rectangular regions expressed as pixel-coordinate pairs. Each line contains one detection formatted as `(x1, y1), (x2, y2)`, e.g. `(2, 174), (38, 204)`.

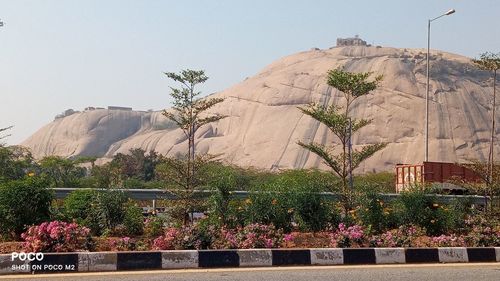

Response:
(108, 106), (132, 111)
(336, 35), (368, 47)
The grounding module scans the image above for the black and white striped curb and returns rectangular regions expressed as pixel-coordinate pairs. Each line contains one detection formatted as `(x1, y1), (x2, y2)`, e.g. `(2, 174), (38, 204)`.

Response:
(1, 247), (499, 274)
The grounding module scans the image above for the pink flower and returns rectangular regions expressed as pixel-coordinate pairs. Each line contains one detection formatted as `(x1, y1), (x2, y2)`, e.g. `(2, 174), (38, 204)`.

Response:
(338, 223), (346, 232)
(284, 233), (294, 242)
(20, 221), (90, 252)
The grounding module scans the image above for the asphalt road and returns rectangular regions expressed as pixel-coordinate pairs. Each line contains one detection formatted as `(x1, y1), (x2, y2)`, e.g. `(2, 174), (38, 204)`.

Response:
(1, 264), (499, 281)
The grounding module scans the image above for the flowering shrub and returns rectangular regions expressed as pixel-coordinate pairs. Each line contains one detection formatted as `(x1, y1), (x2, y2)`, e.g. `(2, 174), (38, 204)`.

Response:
(236, 223), (284, 249)
(152, 224), (212, 250)
(211, 223), (286, 249)
(178, 224), (212, 249)
(153, 223), (286, 250)
(284, 233), (295, 243)
(464, 224), (500, 247)
(279, 232), (297, 248)
(152, 228), (181, 250)
(108, 237), (137, 251)
(144, 216), (166, 238)
(430, 234), (466, 247)
(397, 190), (454, 236)
(369, 225), (426, 247)
(244, 187), (295, 232)
(211, 226), (238, 249)
(459, 214), (500, 247)
(123, 202), (144, 236)
(371, 230), (398, 247)
(358, 193), (398, 233)
(21, 221), (91, 252)
(330, 223), (366, 248)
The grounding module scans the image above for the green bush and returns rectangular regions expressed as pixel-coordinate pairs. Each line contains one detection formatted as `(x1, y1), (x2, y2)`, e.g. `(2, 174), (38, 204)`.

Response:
(446, 198), (475, 233)
(144, 215), (166, 237)
(292, 186), (335, 232)
(277, 170), (337, 231)
(86, 190), (128, 235)
(354, 172), (395, 193)
(63, 189), (129, 235)
(0, 177), (53, 239)
(395, 189), (453, 236)
(244, 183), (294, 231)
(123, 201), (144, 236)
(243, 170), (338, 232)
(358, 192), (399, 233)
(266, 169), (338, 193)
(64, 189), (148, 237)
(63, 189), (96, 224)
(205, 164), (238, 227)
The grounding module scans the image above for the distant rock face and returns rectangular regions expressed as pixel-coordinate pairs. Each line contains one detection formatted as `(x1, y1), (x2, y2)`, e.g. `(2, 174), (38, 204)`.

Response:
(22, 46), (499, 173)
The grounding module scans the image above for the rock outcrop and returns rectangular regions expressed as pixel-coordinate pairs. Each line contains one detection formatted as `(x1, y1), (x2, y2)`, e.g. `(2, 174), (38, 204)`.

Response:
(22, 46), (499, 173)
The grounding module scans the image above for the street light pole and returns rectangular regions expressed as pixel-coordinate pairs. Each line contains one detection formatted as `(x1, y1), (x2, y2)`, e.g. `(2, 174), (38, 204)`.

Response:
(425, 9), (455, 162)
(426, 19), (431, 162)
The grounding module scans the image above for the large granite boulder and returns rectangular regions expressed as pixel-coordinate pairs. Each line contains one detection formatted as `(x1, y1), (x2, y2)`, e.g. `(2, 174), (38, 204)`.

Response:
(22, 46), (499, 173)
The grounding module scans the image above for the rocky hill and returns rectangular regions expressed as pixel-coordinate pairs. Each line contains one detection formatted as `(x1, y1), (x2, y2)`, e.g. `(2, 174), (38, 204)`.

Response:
(22, 45), (499, 173)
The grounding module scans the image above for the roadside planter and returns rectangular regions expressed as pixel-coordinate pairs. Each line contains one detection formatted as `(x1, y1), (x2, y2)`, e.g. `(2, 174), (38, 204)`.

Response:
(1, 247), (499, 275)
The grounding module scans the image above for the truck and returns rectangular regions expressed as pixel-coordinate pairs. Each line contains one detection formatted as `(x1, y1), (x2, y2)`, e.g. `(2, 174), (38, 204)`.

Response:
(395, 161), (483, 193)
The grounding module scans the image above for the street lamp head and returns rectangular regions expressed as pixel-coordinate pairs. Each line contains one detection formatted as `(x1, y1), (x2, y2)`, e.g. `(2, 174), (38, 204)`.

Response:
(430, 9), (456, 22)
(445, 9), (455, 15)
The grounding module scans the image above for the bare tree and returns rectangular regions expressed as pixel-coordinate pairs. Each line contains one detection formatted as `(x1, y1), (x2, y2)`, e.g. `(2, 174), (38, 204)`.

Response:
(0, 126), (13, 144)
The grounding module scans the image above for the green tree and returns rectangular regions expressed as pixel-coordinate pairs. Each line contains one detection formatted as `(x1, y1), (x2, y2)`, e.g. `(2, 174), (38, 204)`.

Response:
(112, 148), (162, 182)
(297, 69), (386, 212)
(39, 156), (86, 187)
(161, 70), (226, 224)
(472, 52), (500, 187)
(91, 161), (122, 188)
(0, 145), (34, 183)
(0, 126), (35, 182)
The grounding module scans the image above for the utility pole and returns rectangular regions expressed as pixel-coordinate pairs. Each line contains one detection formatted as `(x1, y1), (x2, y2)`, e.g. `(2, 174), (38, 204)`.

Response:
(489, 68), (496, 186)
(425, 9), (456, 162)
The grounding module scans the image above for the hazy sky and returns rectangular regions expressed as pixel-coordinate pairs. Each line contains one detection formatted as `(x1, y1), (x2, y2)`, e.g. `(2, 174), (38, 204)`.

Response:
(1, 0), (499, 144)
